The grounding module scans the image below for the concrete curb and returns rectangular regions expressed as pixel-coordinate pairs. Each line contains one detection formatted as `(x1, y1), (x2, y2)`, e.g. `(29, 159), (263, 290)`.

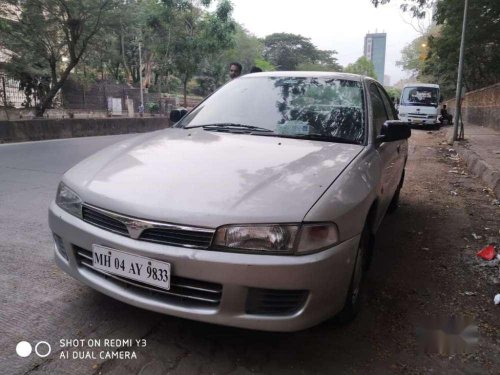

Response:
(454, 141), (500, 199)
(0, 117), (171, 144)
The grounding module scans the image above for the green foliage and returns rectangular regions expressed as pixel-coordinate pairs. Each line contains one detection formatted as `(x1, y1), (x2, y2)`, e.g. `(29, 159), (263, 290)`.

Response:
(371, 0), (435, 18)
(146, 102), (160, 112)
(1, 0), (349, 111)
(169, 0), (236, 104)
(222, 25), (265, 74)
(344, 57), (378, 79)
(0, 0), (119, 115)
(263, 33), (341, 71)
(396, 36), (428, 78)
(296, 62), (341, 72)
(422, 0), (500, 98)
(254, 59), (276, 72)
(384, 87), (401, 102)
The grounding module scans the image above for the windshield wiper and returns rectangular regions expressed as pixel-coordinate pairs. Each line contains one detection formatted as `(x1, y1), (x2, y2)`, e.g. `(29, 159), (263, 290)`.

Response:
(185, 123), (274, 133)
(252, 132), (362, 145)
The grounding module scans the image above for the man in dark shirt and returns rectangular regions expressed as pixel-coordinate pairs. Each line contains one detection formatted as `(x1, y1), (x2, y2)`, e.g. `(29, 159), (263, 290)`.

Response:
(439, 104), (453, 125)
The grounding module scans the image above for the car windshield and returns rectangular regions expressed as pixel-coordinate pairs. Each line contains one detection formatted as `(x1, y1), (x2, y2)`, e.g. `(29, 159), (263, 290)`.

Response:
(401, 86), (439, 107)
(179, 76), (365, 144)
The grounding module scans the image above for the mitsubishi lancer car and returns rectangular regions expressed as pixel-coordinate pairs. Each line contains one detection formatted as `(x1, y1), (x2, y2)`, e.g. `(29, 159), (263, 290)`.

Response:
(49, 72), (410, 332)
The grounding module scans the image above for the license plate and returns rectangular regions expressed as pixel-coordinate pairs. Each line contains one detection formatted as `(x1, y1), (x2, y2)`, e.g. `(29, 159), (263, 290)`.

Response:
(92, 244), (171, 290)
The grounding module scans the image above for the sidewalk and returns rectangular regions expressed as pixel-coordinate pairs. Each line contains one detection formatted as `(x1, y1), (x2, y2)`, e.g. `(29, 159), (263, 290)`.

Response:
(447, 124), (500, 199)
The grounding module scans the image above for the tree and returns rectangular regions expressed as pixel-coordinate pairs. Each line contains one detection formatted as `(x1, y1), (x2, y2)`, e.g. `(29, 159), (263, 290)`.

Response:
(344, 56), (378, 79)
(384, 86), (401, 102)
(223, 25), (266, 74)
(296, 61), (342, 72)
(169, 0), (235, 105)
(253, 59), (276, 72)
(195, 25), (276, 95)
(371, 0), (435, 18)
(0, 0), (119, 116)
(263, 33), (339, 71)
(396, 36), (428, 78)
(423, 0), (500, 98)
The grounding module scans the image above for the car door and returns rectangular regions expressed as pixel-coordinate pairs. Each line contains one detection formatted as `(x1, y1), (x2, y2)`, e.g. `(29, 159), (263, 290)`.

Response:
(369, 83), (399, 216)
(377, 84), (407, 190)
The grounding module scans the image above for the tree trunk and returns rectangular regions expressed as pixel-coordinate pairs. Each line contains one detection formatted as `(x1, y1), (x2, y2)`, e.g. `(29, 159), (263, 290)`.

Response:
(143, 50), (154, 89)
(120, 31), (133, 84)
(35, 63), (76, 117)
(183, 74), (188, 107)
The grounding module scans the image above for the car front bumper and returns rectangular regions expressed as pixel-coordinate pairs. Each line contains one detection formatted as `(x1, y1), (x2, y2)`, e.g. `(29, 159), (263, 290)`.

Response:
(49, 202), (360, 332)
(401, 117), (438, 125)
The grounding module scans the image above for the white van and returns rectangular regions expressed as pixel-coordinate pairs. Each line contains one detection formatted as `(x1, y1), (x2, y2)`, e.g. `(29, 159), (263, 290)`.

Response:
(398, 83), (440, 125)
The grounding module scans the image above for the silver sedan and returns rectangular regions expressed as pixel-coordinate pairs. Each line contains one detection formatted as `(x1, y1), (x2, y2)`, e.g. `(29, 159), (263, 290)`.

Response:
(49, 72), (410, 332)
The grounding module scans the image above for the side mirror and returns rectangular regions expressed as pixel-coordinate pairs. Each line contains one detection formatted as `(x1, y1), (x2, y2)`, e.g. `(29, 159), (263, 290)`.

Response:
(439, 95), (444, 103)
(169, 108), (188, 123)
(377, 120), (411, 142)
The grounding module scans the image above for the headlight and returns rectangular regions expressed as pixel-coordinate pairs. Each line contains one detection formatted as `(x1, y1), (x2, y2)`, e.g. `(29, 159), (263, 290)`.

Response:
(214, 224), (299, 253)
(56, 182), (83, 219)
(213, 223), (339, 254)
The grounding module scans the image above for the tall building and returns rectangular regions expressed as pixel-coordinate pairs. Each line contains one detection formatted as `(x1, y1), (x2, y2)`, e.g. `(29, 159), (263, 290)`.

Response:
(364, 33), (387, 84)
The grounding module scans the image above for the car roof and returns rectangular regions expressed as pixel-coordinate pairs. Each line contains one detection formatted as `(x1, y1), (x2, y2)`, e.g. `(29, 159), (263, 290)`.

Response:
(402, 83), (440, 89)
(242, 71), (365, 82)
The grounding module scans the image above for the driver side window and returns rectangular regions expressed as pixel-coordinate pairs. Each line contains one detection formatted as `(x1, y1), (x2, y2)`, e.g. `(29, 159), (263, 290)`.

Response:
(369, 83), (388, 136)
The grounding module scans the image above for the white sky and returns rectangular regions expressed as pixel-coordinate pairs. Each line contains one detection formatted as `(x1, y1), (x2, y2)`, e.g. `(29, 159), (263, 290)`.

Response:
(226, 0), (431, 85)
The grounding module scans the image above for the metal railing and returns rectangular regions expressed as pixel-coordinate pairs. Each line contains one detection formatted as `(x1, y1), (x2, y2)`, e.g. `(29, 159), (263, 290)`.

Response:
(0, 74), (27, 108)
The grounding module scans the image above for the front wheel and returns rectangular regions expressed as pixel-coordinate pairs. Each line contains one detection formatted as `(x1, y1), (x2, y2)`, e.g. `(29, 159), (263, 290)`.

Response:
(336, 224), (371, 324)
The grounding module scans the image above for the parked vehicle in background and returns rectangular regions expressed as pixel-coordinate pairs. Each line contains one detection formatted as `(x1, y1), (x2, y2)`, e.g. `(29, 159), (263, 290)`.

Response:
(398, 84), (441, 126)
(49, 72), (410, 332)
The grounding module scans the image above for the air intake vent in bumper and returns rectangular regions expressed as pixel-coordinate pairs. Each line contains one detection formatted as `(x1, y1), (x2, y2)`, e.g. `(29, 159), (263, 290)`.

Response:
(246, 288), (308, 316)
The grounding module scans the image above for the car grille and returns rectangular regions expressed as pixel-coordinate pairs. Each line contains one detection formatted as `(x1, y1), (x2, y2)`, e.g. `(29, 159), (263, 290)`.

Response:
(139, 228), (214, 248)
(82, 205), (214, 249)
(75, 246), (222, 308)
(408, 113), (427, 118)
(246, 288), (308, 316)
(82, 206), (129, 236)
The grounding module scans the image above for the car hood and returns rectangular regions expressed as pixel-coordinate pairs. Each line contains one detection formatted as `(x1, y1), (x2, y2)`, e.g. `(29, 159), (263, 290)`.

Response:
(64, 129), (363, 228)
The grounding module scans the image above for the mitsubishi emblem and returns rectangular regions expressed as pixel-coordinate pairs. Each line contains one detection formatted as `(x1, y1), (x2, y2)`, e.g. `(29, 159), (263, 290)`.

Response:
(124, 220), (151, 239)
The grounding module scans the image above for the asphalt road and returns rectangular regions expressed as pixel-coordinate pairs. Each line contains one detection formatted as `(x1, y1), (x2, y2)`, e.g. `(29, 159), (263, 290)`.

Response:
(1, 131), (499, 375)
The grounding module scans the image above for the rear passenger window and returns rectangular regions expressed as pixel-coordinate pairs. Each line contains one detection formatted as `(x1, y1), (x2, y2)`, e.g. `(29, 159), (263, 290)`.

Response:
(369, 84), (388, 136)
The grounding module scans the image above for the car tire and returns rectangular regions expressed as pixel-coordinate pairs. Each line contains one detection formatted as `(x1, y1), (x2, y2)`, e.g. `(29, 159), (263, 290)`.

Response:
(336, 224), (370, 324)
(388, 169), (405, 213)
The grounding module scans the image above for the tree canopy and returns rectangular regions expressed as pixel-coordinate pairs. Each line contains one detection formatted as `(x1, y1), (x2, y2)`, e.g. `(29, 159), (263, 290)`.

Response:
(371, 0), (435, 18)
(263, 33), (341, 71)
(0, 0), (119, 115)
(1, 1), (350, 114)
(344, 56), (378, 80)
(393, 0), (500, 98)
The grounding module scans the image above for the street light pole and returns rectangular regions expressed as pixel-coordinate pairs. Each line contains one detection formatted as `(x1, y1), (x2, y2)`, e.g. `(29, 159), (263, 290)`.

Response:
(138, 41), (144, 109)
(452, 0), (468, 142)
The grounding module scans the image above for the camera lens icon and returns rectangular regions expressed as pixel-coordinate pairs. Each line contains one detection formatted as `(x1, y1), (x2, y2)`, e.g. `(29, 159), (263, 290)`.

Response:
(16, 341), (32, 358)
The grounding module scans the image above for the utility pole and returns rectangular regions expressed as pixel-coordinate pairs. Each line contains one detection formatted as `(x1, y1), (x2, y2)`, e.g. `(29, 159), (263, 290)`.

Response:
(138, 41), (144, 109)
(451, 0), (468, 142)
